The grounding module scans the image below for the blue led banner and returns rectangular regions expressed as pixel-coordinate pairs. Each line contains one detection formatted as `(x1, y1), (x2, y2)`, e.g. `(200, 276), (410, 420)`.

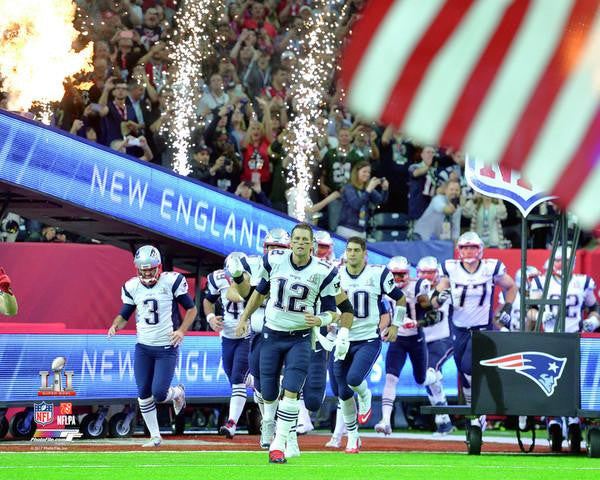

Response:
(0, 111), (390, 263)
(580, 337), (600, 410)
(0, 334), (458, 404)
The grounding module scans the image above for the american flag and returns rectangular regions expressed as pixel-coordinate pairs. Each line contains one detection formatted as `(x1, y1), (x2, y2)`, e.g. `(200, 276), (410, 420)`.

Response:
(341, 0), (600, 228)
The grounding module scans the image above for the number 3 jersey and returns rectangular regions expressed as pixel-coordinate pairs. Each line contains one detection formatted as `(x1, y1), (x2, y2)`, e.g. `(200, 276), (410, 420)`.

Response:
(441, 258), (506, 329)
(257, 250), (341, 331)
(206, 269), (246, 339)
(340, 264), (403, 341)
(121, 272), (190, 347)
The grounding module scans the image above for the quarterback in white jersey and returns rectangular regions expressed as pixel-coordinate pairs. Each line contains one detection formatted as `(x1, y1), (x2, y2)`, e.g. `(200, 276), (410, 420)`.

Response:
(334, 237), (406, 453)
(236, 223), (345, 464)
(204, 252), (250, 440)
(541, 250), (600, 333)
(432, 232), (516, 413)
(108, 245), (196, 447)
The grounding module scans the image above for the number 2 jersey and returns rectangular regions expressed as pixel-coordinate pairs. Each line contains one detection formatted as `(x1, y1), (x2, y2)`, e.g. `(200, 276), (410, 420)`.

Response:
(206, 269), (246, 339)
(340, 264), (404, 341)
(257, 250), (341, 331)
(121, 272), (192, 347)
(441, 258), (507, 329)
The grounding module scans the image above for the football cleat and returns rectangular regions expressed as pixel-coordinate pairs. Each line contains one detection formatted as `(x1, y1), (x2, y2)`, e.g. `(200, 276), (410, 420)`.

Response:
(374, 421), (392, 436)
(357, 390), (372, 425)
(345, 432), (361, 454)
(260, 420), (275, 449)
(325, 435), (342, 448)
(220, 419), (236, 439)
(285, 431), (300, 458)
(173, 384), (186, 416)
(297, 420), (314, 435)
(142, 436), (162, 448)
(268, 449), (287, 464)
(434, 421), (455, 436)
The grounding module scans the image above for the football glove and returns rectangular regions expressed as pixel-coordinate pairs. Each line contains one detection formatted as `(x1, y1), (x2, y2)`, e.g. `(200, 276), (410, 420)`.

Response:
(334, 327), (350, 361)
(582, 316), (600, 333)
(437, 289), (451, 306)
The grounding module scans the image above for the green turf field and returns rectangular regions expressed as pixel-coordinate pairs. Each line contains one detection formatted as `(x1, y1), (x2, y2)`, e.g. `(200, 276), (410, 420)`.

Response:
(0, 451), (598, 480)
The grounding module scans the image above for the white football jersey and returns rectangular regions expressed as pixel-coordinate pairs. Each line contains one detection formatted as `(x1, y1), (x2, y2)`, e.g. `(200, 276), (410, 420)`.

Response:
(541, 274), (597, 333)
(424, 300), (450, 342)
(441, 258), (507, 329)
(122, 272), (189, 347)
(206, 269), (246, 339)
(395, 278), (431, 337)
(340, 264), (402, 341)
(246, 254), (267, 333)
(258, 250), (341, 331)
(500, 277), (543, 331)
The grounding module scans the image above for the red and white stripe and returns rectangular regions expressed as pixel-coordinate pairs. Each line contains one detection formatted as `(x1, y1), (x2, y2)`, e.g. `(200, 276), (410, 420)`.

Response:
(341, 0), (600, 228)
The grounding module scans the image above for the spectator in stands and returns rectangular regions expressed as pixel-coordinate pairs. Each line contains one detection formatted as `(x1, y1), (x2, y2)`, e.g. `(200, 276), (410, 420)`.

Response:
(98, 77), (141, 146)
(348, 125), (379, 164)
(240, 97), (274, 187)
(235, 180), (272, 207)
(198, 73), (230, 119)
(110, 30), (144, 82)
(136, 6), (163, 50)
(242, 49), (272, 100)
(261, 67), (288, 100)
(377, 125), (413, 214)
(137, 41), (169, 92)
(462, 194), (509, 248)
(320, 127), (354, 231)
(190, 146), (213, 184)
(208, 149), (241, 193)
(408, 146), (437, 225)
(337, 160), (389, 239)
(110, 135), (154, 162)
(413, 179), (461, 242)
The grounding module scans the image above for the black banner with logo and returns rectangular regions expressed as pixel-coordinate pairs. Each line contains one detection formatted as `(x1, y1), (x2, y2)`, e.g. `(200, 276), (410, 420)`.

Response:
(472, 332), (579, 416)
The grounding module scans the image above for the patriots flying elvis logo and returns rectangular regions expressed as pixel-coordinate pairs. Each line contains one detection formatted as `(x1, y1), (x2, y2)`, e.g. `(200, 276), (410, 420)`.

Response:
(479, 352), (567, 397)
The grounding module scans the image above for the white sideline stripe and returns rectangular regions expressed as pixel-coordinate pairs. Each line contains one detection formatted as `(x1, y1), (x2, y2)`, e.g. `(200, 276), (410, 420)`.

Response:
(1, 464), (600, 471)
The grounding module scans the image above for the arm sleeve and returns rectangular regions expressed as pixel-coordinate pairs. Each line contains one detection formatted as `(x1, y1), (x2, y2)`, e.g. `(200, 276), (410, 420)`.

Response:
(319, 267), (342, 298)
(584, 277), (598, 307)
(172, 273), (189, 297)
(205, 273), (220, 303)
(176, 293), (196, 310)
(119, 304), (136, 320)
(380, 267), (398, 296)
(319, 295), (336, 313)
(492, 260), (507, 283)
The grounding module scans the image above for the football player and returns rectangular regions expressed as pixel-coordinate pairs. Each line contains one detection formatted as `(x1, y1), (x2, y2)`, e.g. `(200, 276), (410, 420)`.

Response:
(432, 232), (517, 431)
(375, 256), (440, 436)
(0, 267), (18, 316)
(226, 228), (291, 448)
(235, 223), (345, 464)
(108, 246), (196, 447)
(335, 237), (407, 453)
(418, 256), (454, 435)
(540, 248), (599, 451)
(497, 265), (542, 332)
(204, 252), (251, 439)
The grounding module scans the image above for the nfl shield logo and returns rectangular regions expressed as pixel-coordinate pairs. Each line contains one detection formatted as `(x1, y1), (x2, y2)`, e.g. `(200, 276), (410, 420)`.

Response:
(34, 402), (54, 425)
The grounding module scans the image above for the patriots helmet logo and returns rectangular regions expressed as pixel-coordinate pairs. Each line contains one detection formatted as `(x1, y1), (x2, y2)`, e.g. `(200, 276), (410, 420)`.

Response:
(480, 351), (567, 397)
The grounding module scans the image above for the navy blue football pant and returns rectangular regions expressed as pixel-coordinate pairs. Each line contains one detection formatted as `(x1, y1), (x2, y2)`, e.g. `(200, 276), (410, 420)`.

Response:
(427, 337), (454, 372)
(249, 332), (263, 392)
(451, 324), (489, 387)
(384, 329), (428, 383)
(333, 338), (381, 401)
(221, 337), (250, 385)
(260, 327), (312, 402)
(302, 348), (328, 412)
(134, 343), (178, 402)
(328, 348), (340, 397)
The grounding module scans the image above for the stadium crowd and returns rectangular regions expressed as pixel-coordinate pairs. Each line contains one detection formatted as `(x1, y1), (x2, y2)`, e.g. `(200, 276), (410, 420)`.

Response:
(1, 0), (576, 249)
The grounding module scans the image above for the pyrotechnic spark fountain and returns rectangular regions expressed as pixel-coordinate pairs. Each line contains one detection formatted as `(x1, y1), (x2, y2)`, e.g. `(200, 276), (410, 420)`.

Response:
(0, 0), (93, 124)
(283, 2), (344, 221)
(164, 1), (223, 175)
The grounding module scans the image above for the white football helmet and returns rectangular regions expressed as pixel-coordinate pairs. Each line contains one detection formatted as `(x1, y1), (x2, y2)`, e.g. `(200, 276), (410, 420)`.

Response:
(552, 246), (574, 276)
(314, 230), (334, 260)
(515, 265), (541, 289)
(264, 228), (291, 252)
(388, 256), (410, 288)
(457, 231), (484, 264)
(224, 252), (247, 277)
(417, 256), (439, 284)
(134, 245), (162, 286)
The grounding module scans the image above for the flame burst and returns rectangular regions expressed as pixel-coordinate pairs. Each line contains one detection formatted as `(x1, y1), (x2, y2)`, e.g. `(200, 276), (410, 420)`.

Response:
(0, 0), (93, 116)
(284, 3), (344, 221)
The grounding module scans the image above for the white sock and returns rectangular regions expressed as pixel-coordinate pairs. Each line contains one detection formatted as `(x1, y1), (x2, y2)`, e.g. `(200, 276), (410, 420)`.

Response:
(426, 370), (447, 405)
(270, 397), (299, 451)
(138, 396), (160, 438)
(298, 398), (312, 427)
(381, 374), (398, 425)
(340, 398), (358, 433)
(350, 379), (369, 400)
(263, 400), (278, 424)
(254, 390), (264, 417)
(333, 400), (346, 437)
(229, 384), (247, 424)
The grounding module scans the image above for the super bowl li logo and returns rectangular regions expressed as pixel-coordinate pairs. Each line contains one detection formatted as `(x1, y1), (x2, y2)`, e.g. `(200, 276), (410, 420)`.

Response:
(38, 356), (76, 396)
